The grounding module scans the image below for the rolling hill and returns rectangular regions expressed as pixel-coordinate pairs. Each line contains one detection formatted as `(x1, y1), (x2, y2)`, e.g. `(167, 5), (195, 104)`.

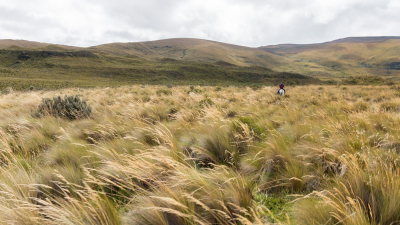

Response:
(1, 36), (400, 89)
(0, 39), (80, 50)
(260, 37), (400, 79)
(88, 38), (290, 71)
(0, 47), (318, 91)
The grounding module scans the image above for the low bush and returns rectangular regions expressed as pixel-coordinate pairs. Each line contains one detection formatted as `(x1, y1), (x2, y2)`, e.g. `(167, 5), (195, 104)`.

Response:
(156, 89), (172, 95)
(33, 95), (92, 120)
(188, 88), (202, 94)
(199, 98), (214, 107)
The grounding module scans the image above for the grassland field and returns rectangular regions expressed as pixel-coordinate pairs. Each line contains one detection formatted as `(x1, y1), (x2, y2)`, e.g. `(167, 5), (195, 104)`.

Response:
(0, 49), (320, 91)
(3, 37), (400, 85)
(1, 84), (400, 224)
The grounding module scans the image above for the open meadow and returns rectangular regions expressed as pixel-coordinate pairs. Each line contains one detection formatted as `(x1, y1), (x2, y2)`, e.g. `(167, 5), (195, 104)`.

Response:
(1, 85), (400, 224)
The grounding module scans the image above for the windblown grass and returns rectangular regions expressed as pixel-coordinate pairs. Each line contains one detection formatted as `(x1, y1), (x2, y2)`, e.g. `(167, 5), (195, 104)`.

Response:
(1, 85), (400, 224)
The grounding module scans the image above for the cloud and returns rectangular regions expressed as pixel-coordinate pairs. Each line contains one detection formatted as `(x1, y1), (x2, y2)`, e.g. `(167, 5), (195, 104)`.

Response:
(0, 0), (399, 47)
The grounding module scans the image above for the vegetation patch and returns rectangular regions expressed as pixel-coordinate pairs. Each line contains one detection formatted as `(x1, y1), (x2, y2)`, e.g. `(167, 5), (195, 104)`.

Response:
(0, 48), (322, 90)
(380, 102), (399, 112)
(255, 191), (295, 223)
(250, 84), (263, 90)
(33, 95), (92, 120)
(233, 116), (266, 138)
(156, 89), (172, 95)
(199, 98), (214, 107)
(340, 75), (389, 85)
(1, 85), (400, 224)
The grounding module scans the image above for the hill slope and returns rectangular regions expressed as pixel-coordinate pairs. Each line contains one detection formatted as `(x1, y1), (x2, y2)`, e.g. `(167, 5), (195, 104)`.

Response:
(2, 37), (400, 81)
(0, 39), (79, 50)
(0, 48), (319, 90)
(89, 38), (288, 69)
(260, 37), (400, 79)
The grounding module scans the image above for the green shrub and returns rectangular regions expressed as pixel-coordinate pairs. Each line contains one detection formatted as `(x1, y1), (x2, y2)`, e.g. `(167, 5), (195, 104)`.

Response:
(199, 98), (214, 107)
(214, 86), (222, 91)
(33, 95), (92, 120)
(188, 88), (202, 94)
(156, 89), (172, 95)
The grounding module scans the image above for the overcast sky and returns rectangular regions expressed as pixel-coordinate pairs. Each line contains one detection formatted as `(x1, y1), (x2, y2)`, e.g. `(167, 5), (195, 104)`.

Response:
(1, 0), (400, 47)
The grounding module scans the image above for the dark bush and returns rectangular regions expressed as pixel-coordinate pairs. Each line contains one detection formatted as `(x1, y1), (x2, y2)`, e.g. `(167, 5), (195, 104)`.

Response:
(226, 111), (237, 118)
(156, 89), (172, 95)
(199, 99), (214, 107)
(33, 95), (92, 120)
(188, 88), (202, 94)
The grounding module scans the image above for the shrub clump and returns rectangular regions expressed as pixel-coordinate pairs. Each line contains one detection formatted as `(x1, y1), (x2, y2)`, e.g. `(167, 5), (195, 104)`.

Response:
(156, 89), (172, 95)
(33, 95), (92, 120)
(214, 86), (222, 91)
(188, 88), (202, 94)
(199, 98), (214, 107)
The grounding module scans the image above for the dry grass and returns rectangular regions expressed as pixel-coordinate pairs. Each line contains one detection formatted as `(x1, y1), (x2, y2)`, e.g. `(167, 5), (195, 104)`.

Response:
(1, 85), (400, 224)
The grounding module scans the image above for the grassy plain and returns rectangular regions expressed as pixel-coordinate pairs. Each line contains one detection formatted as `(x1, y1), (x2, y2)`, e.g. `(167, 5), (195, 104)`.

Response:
(0, 49), (319, 91)
(1, 85), (400, 224)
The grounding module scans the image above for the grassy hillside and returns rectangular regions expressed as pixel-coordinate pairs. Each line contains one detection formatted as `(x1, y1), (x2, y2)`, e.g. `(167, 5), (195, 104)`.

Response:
(0, 48), (320, 91)
(2, 37), (400, 82)
(0, 39), (79, 50)
(90, 38), (288, 69)
(1, 85), (400, 224)
(261, 37), (400, 80)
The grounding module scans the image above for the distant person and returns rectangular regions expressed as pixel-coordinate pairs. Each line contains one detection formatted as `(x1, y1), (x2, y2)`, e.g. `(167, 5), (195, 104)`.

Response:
(277, 83), (285, 94)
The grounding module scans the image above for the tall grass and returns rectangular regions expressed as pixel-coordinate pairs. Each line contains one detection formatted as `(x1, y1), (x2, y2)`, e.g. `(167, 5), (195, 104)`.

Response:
(0, 85), (400, 224)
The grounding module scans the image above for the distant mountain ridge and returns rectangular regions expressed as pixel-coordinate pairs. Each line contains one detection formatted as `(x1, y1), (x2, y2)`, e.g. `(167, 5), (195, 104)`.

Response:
(1, 36), (400, 80)
(261, 36), (400, 54)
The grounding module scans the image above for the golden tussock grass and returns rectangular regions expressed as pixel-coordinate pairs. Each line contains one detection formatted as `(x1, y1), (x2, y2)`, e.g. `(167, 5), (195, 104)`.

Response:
(1, 85), (400, 224)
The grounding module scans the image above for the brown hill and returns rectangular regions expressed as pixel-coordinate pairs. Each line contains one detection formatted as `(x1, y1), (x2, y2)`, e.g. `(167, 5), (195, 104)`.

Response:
(0, 39), (80, 50)
(2, 37), (400, 80)
(0, 39), (50, 49)
(89, 38), (288, 69)
(259, 37), (400, 80)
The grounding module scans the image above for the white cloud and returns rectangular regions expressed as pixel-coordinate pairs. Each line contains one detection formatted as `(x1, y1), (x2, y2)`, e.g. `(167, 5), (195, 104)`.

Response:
(0, 0), (399, 47)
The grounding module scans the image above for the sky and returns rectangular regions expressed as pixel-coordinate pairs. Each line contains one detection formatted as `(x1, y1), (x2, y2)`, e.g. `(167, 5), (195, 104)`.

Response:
(1, 0), (400, 47)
